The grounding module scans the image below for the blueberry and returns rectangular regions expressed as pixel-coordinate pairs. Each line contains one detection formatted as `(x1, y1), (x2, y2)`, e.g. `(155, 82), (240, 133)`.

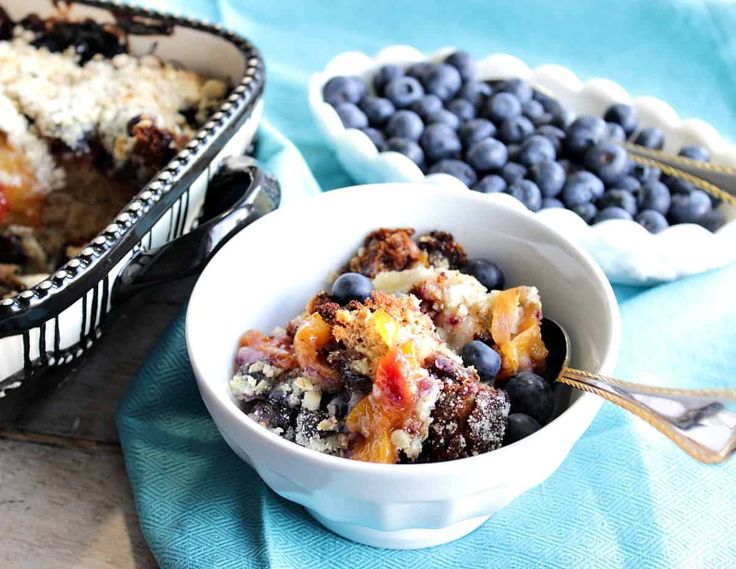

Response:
(457, 81), (493, 107)
(424, 63), (462, 102)
(484, 92), (522, 123)
(458, 118), (497, 148)
(385, 110), (424, 141)
(405, 61), (434, 82)
(571, 202), (598, 224)
(637, 181), (671, 215)
(473, 174), (507, 194)
(499, 78), (533, 104)
(444, 50), (475, 81)
(615, 176), (641, 193)
(595, 206), (633, 222)
(606, 122), (626, 142)
(334, 102), (368, 129)
(498, 116), (534, 144)
(636, 209), (669, 233)
(518, 135), (556, 167)
(535, 125), (566, 154)
(463, 258), (505, 290)
(503, 371), (553, 424)
(460, 340), (501, 382)
(522, 99), (545, 123)
(507, 180), (543, 211)
(598, 189), (638, 216)
(331, 272), (374, 304)
(530, 160), (566, 197)
(700, 209), (725, 232)
(665, 177), (695, 196)
(603, 103), (638, 136)
(562, 171), (605, 207)
(428, 159), (478, 187)
(322, 76), (366, 106)
(466, 138), (508, 171)
(425, 109), (460, 130)
(633, 127), (665, 150)
(359, 96), (395, 127)
(535, 94), (570, 128)
(669, 190), (712, 224)
(629, 163), (656, 184)
(410, 94), (443, 119)
(502, 161), (528, 184)
(446, 98), (476, 122)
(420, 123), (462, 162)
(584, 142), (628, 185)
(565, 115), (607, 156)
(503, 413), (542, 444)
(387, 137), (424, 165)
(361, 128), (387, 151)
(678, 145), (710, 162)
(372, 64), (404, 95)
(384, 76), (425, 108)
(541, 197), (564, 208)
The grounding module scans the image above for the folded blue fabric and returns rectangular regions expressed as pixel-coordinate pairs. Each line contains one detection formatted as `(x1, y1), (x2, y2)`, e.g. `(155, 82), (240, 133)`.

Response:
(119, 1), (736, 566)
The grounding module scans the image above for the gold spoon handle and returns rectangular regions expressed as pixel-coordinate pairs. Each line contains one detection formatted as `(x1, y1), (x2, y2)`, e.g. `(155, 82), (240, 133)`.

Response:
(558, 367), (736, 464)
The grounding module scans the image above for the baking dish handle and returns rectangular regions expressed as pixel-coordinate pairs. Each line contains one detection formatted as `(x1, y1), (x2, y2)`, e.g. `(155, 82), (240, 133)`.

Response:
(112, 159), (280, 302)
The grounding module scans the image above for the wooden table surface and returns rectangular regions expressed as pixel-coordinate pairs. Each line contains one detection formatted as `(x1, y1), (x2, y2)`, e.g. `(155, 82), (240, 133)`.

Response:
(0, 280), (196, 569)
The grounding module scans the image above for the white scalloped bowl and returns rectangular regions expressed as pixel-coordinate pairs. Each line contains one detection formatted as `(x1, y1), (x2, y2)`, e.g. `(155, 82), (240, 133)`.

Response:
(309, 47), (736, 285)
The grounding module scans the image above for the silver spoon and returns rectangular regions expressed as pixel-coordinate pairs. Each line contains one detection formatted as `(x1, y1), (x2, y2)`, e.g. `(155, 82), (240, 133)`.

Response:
(542, 318), (736, 464)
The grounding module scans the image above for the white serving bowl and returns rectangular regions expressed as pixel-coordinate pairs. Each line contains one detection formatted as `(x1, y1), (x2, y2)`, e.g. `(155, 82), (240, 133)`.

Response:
(308, 46), (736, 285)
(186, 183), (620, 549)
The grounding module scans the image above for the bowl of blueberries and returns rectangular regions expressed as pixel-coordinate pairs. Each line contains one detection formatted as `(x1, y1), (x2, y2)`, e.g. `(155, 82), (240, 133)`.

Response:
(309, 46), (736, 284)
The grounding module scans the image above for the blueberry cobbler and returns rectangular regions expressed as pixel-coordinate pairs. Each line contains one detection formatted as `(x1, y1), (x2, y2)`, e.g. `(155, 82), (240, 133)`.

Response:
(231, 229), (556, 464)
(0, 10), (228, 294)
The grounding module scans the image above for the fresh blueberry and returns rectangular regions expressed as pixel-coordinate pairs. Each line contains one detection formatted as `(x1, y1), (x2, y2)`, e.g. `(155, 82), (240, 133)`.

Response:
(603, 103), (638, 136)
(507, 180), (543, 211)
(562, 171), (605, 207)
(322, 75), (367, 106)
(428, 159), (478, 187)
(424, 63), (462, 101)
(614, 176), (642, 193)
(633, 127), (665, 150)
(384, 76), (425, 108)
(598, 189), (638, 216)
(457, 81), (493, 107)
(385, 110), (424, 141)
(678, 145), (710, 162)
(473, 174), (507, 194)
(334, 102), (368, 129)
(595, 206), (633, 223)
(669, 190), (712, 224)
(466, 138), (508, 171)
(410, 94), (443, 119)
(628, 163), (656, 184)
(665, 177), (695, 196)
(405, 61), (434, 82)
(541, 197), (564, 208)
(503, 413), (542, 444)
(637, 181), (671, 215)
(420, 123), (462, 162)
(499, 78), (533, 104)
(444, 50), (475, 81)
(425, 109), (460, 130)
(460, 340), (501, 382)
(584, 142), (628, 185)
(361, 128), (387, 151)
(458, 118), (497, 148)
(372, 64), (404, 95)
(502, 161), (528, 183)
(535, 94), (570, 128)
(518, 135), (556, 167)
(503, 371), (553, 424)
(565, 116), (608, 156)
(498, 116), (535, 144)
(331, 272), (374, 304)
(700, 209), (725, 232)
(571, 202), (598, 224)
(530, 160), (565, 197)
(535, 125), (566, 154)
(446, 98), (476, 122)
(606, 122), (626, 142)
(636, 209), (669, 233)
(506, 143), (521, 162)
(484, 92), (522, 123)
(463, 258), (505, 290)
(387, 137), (424, 165)
(522, 99), (545, 123)
(359, 96), (395, 127)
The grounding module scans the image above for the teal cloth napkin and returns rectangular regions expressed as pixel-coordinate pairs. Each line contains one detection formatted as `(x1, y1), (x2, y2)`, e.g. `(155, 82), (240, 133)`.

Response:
(118, 1), (736, 566)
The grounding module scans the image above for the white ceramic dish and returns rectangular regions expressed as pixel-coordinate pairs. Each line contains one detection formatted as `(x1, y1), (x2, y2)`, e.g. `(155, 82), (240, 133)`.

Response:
(308, 46), (736, 285)
(186, 183), (620, 549)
